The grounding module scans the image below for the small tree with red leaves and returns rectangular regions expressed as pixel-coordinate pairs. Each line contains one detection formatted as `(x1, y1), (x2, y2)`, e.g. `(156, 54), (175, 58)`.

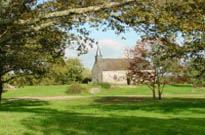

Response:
(128, 37), (178, 99)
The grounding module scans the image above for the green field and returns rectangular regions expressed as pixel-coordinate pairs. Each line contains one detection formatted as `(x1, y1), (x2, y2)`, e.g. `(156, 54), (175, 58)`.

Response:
(1, 84), (205, 135)
(3, 84), (205, 98)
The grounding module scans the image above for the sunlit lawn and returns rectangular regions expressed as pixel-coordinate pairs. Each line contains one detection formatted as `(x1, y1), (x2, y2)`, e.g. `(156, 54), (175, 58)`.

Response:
(1, 84), (205, 135)
(3, 84), (205, 98)
(3, 85), (69, 98)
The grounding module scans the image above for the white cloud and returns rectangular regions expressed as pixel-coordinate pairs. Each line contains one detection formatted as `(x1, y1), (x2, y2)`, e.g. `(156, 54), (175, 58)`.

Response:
(65, 38), (129, 68)
(98, 39), (126, 49)
(97, 38), (128, 58)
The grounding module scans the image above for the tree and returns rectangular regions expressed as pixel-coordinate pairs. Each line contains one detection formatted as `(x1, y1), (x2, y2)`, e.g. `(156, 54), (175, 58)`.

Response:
(58, 58), (85, 84)
(0, 0), (138, 101)
(187, 59), (205, 87)
(38, 58), (85, 85)
(11, 58), (85, 85)
(82, 68), (92, 84)
(121, 0), (205, 85)
(128, 37), (181, 99)
(0, 28), (67, 100)
(1, 0), (205, 101)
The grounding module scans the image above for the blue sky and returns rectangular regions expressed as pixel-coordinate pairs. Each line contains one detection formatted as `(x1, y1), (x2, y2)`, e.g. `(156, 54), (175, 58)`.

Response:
(37, 0), (141, 69)
(37, 0), (183, 69)
(65, 27), (141, 69)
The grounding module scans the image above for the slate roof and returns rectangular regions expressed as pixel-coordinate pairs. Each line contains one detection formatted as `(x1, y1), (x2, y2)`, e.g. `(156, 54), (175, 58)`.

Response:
(96, 58), (132, 71)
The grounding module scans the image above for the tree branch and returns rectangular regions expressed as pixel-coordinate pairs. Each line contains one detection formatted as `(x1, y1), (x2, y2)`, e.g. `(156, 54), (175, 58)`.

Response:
(2, 76), (16, 84)
(33, 20), (58, 31)
(2, 73), (26, 84)
(1, 0), (137, 34)
(18, 0), (137, 25)
(0, 29), (9, 39)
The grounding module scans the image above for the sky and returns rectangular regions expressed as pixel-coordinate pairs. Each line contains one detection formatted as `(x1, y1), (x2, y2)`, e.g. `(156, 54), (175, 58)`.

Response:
(37, 0), (141, 69)
(65, 27), (141, 69)
(36, 0), (186, 69)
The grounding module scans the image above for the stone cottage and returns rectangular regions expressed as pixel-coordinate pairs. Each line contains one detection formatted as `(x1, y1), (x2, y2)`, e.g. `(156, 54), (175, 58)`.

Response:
(92, 46), (132, 84)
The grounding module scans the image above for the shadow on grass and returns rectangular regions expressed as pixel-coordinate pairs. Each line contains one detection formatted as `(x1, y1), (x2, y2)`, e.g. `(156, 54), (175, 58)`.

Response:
(170, 84), (193, 88)
(93, 97), (205, 114)
(0, 100), (52, 113)
(21, 113), (205, 135)
(0, 98), (205, 135)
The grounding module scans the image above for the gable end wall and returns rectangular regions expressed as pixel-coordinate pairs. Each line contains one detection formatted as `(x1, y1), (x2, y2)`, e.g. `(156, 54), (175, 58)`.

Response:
(102, 70), (129, 84)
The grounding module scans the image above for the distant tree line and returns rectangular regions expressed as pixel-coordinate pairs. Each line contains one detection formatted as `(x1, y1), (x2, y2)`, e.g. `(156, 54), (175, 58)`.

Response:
(10, 58), (92, 86)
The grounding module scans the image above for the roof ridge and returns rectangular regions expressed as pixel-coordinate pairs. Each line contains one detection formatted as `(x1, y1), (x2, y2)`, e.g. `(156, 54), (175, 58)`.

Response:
(102, 58), (130, 60)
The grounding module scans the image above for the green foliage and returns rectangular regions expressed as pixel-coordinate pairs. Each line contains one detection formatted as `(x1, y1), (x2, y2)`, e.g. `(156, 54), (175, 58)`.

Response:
(48, 58), (89, 85)
(0, 0), (134, 100)
(66, 83), (88, 95)
(82, 77), (92, 84)
(82, 68), (92, 84)
(11, 58), (86, 86)
(1, 0), (205, 100)
(44, 58), (85, 85)
(99, 82), (111, 89)
(64, 59), (85, 83)
(187, 59), (205, 87)
(188, 70), (205, 88)
(128, 38), (183, 99)
(114, 0), (205, 87)
(166, 75), (190, 85)
(192, 79), (205, 88)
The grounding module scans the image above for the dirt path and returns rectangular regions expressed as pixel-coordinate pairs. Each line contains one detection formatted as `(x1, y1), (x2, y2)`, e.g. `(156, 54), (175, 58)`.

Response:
(4, 96), (93, 101)
(4, 95), (152, 101)
(3, 94), (205, 101)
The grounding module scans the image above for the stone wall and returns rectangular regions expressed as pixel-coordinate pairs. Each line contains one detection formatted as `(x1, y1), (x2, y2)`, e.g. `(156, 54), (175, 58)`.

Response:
(102, 70), (129, 84)
(92, 64), (103, 83)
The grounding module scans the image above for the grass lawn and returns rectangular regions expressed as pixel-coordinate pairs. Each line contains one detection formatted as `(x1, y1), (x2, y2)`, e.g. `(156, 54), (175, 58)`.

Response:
(3, 84), (205, 98)
(1, 84), (205, 135)
(3, 85), (69, 98)
(1, 97), (205, 135)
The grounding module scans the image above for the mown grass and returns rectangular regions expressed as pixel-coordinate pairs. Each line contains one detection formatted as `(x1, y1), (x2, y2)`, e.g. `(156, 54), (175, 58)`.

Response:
(3, 85), (69, 98)
(1, 97), (205, 135)
(99, 84), (205, 98)
(3, 84), (205, 98)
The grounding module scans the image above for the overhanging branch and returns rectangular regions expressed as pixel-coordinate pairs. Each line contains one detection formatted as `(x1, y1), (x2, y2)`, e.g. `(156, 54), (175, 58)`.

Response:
(19, 0), (137, 26)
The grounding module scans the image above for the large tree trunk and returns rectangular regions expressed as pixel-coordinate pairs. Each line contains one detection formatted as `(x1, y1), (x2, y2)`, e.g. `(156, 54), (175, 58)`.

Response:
(157, 86), (162, 100)
(157, 79), (162, 100)
(158, 91), (162, 100)
(152, 89), (156, 99)
(0, 81), (3, 103)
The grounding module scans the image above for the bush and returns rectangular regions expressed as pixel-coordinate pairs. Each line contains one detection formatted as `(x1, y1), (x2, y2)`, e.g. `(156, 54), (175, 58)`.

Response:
(99, 82), (111, 89)
(192, 79), (205, 88)
(66, 83), (88, 95)
(82, 77), (92, 84)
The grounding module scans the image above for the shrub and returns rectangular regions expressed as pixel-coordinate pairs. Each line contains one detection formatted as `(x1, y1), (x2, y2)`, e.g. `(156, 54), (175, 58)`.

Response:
(2, 90), (7, 93)
(82, 77), (92, 84)
(192, 79), (205, 88)
(99, 82), (111, 89)
(66, 83), (88, 95)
